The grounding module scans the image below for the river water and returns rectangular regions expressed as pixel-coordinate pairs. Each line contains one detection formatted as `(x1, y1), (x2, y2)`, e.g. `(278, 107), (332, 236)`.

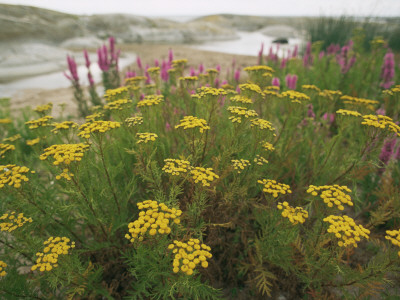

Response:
(0, 32), (302, 98)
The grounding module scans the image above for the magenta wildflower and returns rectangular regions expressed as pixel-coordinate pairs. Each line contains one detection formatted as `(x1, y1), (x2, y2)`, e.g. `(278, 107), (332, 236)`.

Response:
(168, 49), (174, 63)
(165, 122), (171, 132)
(285, 74), (298, 90)
(327, 43), (341, 55)
(136, 56), (143, 70)
(380, 49), (395, 89)
(84, 50), (91, 68)
(379, 138), (396, 167)
(154, 59), (159, 67)
(214, 78), (220, 88)
(258, 43), (264, 65)
(376, 108), (386, 116)
(234, 69), (240, 82)
(337, 42), (356, 74)
(322, 113), (335, 124)
(125, 70), (136, 79)
(303, 42), (313, 67)
(190, 67), (196, 76)
(292, 45), (298, 58)
(280, 57), (288, 69)
(66, 55), (79, 82)
(199, 63), (204, 74)
(161, 61), (169, 82)
(271, 77), (280, 87)
(307, 104), (315, 118)
(319, 51), (325, 60)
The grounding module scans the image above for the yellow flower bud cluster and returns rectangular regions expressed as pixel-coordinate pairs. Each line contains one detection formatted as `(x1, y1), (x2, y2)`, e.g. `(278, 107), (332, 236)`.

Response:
(25, 116), (53, 129)
(40, 144), (89, 180)
(383, 85), (400, 96)
(231, 159), (251, 173)
(277, 202), (308, 225)
(238, 83), (264, 95)
(85, 112), (104, 122)
(250, 118), (276, 133)
(323, 215), (370, 248)
(302, 85), (321, 92)
(78, 121), (121, 139)
(227, 106), (258, 123)
(3, 134), (22, 143)
(0, 164), (34, 189)
(191, 86), (227, 100)
(244, 65), (274, 74)
(179, 76), (198, 83)
(162, 159), (191, 176)
(258, 179), (292, 198)
(125, 116), (143, 127)
(361, 115), (400, 137)
(206, 68), (219, 75)
(190, 167), (219, 187)
(261, 141), (275, 152)
(340, 95), (379, 107)
(307, 185), (353, 210)
(26, 138), (40, 146)
(125, 200), (182, 243)
(0, 261), (6, 277)
(104, 99), (132, 110)
(136, 132), (158, 144)
(254, 155), (268, 165)
(0, 143), (15, 157)
(230, 95), (253, 104)
(34, 102), (53, 113)
(168, 239), (212, 275)
(336, 109), (362, 117)
(385, 229), (400, 256)
(137, 95), (164, 107)
(0, 212), (32, 232)
(0, 118), (12, 124)
(125, 76), (147, 86)
(175, 116), (210, 133)
(281, 91), (310, 103)
(104, 86), (130, 102)
(319, 89), (342, 98)
(31, 237), (75, 272)
(147, 67), (160, 75)
(51, 121), (78, 134)
(172, 59), (188, 68)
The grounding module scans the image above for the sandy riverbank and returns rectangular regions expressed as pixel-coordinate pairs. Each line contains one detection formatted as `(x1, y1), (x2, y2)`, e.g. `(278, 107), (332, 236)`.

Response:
(9, 44), (258, 118)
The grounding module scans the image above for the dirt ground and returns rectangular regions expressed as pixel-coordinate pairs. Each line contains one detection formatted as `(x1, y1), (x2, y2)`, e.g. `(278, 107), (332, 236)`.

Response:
(9, 44), (257, 118)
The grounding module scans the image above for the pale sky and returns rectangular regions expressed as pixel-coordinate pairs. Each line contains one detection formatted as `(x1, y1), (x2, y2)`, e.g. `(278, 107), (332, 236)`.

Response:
(1, 0), (399, 17)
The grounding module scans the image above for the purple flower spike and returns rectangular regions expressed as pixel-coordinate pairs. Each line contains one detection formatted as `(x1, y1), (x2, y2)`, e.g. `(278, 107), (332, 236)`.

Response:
(88, 72), (95, 87)
(84, 50), (91, 68)
(136, 56), (143, 70)
(303, 42), (313, 67)
(199, 63), (204, 74)
(66, 55), (79, 82)
(154, 59), (159, 67)
(168, 49), (174, 63)
(109, 36), (115, 58)
(285, 74), (297, 90)
(216, 64), (221, 72)
(271, 77), (280, 87)
(379, 138), (397, 166)
(234, 69), (240, 82)
(292, 45), (298, 58)
(380, 49), (395, 89)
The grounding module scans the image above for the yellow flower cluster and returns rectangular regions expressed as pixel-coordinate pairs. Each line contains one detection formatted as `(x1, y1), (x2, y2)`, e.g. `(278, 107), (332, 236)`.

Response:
(125, 200), (181, 243)
(136, 132), (158, 144)
(85, 112), (104, 122)
(78, 121), (121, 139)
(191, 86), (227, 99)
(40, 144), (89, 180)
(206, 68), (219, 75)
(0, 143), (15, 157)
(239, 83), (263, 95)
(0, 261), (6, 277)
(323, 215), (370, 248)
(319, 89), (342, 97)
(227, 106), (258, 123)
(190, 167), (219, 187)
(104, 86), (130, 101)
(0, 164), (34, 189)
(383, 84), (400, 96)
(34, 102), (53, 113)
(175, 116), (210, 133)
(361, 115), (400, 136)
(258, 179), (292, 198)
(104, 99), (132, 110)
(307, 185), (353, 210)
(162, 159), (191, 176)
(0, 212), (32, 232)
(3, 134), (21, 143)
(244, 65), (274, 73)
(254, 155), (268, 165)
(26, 138), (40, 146)
(250, 118), (276, 133)
(51, 121), (78, 134)
(340, 95), (379, 108)
(172, 59), (188, 68)
(31, 237), (75, 272)
(168, 239), (212, 275)
(277, 202), (308, 225)
(231, 159), (251, 173)
(147, 67), (160, 74)
(385, 229), (400, 256)
(230, 95), (253, 104)
(179, 76), (198, 83)
(25, 116), (53, 129)
(281, 91), (310, 103)
(302, 85), (321, 92)
(261, 141), (275, 152)
(125, 76), (147, 85)
(125, 116), (143, 127)
(336, 109), (362, 117)
(137, 95), (164, 107)
(0, 118), (12, 124)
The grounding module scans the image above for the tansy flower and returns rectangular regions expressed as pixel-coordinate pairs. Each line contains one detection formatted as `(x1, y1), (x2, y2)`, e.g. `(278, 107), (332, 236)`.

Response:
(125, 200), (182, 243)
(137, 95), (164, 107)
(0, 143), (15, 158)
(25, 116), (53, 129)
(261, 141), (275, 152)
(104, 99), (132, 110)
(34, 103), (53, 113)
(125, 116), (143, 127)
(361, 115), (400, 137)
(227, 106), (258, 123)
(238, 83), (264, 96)
(336, 109), (362, 117)
(104, 86), (130, 102)
(0, 261), (7, 277)
(51, 121), (78, 134)
(277, 202), (308, 225)
(0, 211), (32, 232)
(136, 132), (158, 144)
(175, 116), (210, 133)
(281, 91), (310, 103)
(250, 118), (276, 133)
(26, 138), (40, 146)
(307, 185), (353, 210)
(162, 159), (191, 176)
(85, 112), (104, 122)
(258, 179), (292, 198)
(0, 164), (34, 189)
(385, 229), (400, 257)
(190, 167), (219, 187)
(302, 85), (321, 92)
(78, 121), (121, 139)
(191, 86), (227, 100)
(231, 159), (251, 173)
(31, 237), (75, 272)
(254, 155), (268, 165)
(3, 134), (21, 143)
(168, 239), (212, 275)
(324, 215), (370, 248)
(229, 95), (253, 104)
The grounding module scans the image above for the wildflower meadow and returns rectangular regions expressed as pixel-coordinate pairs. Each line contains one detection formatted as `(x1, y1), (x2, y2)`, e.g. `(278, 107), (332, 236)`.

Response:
(1, 32), (400, 299)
